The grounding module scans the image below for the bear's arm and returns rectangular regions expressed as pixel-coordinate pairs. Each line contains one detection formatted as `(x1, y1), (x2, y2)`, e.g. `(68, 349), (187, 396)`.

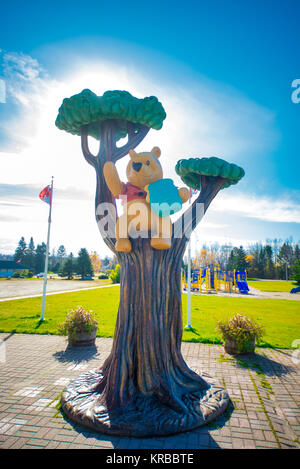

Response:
(103, 162), (123, 197)
(178, 187), (189, 203)
(144, 185), (150, 203)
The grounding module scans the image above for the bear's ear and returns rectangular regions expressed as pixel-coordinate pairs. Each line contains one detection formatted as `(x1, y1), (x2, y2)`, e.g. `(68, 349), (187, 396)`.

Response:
(151, 146), (161, 158)
(129, 149), (137, 159)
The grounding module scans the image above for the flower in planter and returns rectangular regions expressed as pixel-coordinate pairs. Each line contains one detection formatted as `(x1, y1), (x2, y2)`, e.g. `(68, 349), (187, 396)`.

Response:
(58, 306), (98, 345)
(216, 314), (264, 354)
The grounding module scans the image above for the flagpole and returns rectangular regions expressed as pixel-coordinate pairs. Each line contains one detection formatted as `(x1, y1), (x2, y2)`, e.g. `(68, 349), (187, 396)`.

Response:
(185, 189), (192, 330)
(40, 176), (54, 321)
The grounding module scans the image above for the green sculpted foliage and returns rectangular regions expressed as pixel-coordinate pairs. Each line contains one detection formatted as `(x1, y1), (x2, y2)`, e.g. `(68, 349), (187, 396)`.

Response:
(55, 89), (166, 141)
(175, 157), (245, 190)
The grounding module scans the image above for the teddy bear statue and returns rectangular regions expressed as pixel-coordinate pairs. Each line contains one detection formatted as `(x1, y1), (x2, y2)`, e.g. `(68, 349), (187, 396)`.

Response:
(103, 146), (189, 252)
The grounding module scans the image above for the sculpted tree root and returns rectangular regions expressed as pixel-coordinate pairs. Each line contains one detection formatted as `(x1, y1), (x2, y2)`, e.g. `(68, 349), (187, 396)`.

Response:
(61, 370), (229, 437)
(60, 237), (230, 437)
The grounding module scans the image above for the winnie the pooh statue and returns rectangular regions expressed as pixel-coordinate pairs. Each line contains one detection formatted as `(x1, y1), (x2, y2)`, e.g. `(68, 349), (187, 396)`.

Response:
(103, 147), (189, 252)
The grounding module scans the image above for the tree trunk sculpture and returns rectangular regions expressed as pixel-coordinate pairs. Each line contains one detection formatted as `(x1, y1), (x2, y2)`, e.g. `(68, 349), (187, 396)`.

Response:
(55, 89), (245, 436)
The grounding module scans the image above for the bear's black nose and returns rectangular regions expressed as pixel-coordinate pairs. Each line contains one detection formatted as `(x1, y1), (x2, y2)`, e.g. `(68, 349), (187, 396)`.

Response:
(132, 162), (143, 172)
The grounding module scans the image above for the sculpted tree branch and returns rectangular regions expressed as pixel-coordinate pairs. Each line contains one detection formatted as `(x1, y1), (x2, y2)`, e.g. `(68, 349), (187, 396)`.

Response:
(81, 125), (97, 166)
(113, 122), (151, 162)
(173, 157), (245, 246)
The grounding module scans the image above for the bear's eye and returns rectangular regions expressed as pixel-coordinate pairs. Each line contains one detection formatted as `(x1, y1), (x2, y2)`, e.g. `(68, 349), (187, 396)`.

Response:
(145, 160), (150, 166)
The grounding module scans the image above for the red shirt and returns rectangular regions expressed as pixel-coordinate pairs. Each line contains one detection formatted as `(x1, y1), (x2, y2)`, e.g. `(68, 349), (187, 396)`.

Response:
(117, 182), (147, 204)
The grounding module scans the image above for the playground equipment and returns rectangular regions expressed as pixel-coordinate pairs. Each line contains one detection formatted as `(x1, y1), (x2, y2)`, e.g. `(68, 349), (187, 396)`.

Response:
(234, 270), (250, 294)
(182, 265), (249, 294)
(181, 265), (221, 293)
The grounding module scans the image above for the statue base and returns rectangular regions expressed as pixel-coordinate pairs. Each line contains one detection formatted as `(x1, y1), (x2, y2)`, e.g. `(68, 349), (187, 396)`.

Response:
(61, 370), (229, 437)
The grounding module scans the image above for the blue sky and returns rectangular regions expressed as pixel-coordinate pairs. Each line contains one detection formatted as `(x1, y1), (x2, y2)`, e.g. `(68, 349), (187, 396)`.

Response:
(0, 0), (299, 256)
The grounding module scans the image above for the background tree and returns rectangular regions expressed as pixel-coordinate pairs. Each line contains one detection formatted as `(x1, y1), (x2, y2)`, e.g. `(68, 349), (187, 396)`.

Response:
(264, 244), (275, 279)
(56, 245), (67, 268)
(35, 243), (47, 274)
(247, 244), (267, 278)
(61, 256), (75, 280)
(49, 248), (59, 273)
(294, 244), (300, 263)
(278, 241), (294, 280)
(226, 246), (248, 271)
(209, 242), (231, 270)
(258, 246), (267, 278)
(57, 89), (244, 436)
(24, 237), (35, 272)
(236, 246), (247, 271)
(76, 248), (94, 279)
(101, 256), (111, 271)
(292, 259), (300, 285)
(90, 252), (101, 273)
(193, 247), (217, 268)
(227, 248), (236, 271)
(14, 237), (27, 264)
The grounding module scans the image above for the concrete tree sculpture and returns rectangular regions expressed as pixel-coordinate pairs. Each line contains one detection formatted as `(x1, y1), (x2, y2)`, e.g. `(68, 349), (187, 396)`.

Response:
(55, 89), (245, 436)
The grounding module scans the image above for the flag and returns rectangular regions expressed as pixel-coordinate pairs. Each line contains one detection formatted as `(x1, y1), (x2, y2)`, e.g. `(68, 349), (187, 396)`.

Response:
(39, 185), (52, 205)
(189, 188), (198, 197)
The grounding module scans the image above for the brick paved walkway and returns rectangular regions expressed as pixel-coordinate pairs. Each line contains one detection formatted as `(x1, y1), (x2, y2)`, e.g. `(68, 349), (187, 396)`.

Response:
(0, 333), (299, 449)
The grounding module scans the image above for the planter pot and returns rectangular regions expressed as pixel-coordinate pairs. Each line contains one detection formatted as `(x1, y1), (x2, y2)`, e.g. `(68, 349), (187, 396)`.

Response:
(224, 336), (255, 355)
(68, 326), (97, 347)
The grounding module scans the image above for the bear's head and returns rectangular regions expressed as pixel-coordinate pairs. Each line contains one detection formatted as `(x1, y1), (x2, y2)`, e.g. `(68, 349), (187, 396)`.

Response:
(126, 147), (163, 188)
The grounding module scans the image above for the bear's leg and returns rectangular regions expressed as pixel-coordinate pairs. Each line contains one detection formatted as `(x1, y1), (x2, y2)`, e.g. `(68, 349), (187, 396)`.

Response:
(151, 214), (172, 250)
(115, 215), (132, 252)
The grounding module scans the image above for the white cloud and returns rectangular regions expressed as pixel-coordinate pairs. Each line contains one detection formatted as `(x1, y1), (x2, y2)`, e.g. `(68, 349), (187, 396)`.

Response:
(0, 52), (57, 152)
(211, 192), (300, 223)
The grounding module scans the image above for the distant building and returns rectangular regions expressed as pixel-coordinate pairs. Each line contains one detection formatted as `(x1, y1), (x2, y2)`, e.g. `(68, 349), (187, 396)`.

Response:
(0, 254), (14, 261)
(0, 260), (27, 278)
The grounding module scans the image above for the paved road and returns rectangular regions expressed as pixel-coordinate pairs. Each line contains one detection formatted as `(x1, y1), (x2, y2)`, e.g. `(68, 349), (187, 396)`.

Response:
(0, 333), (299, 449)
(184, 286), (300, 301)
(1, 279), (299, 302)
(0, 279), (112, 300)
(247, 286), (300, 301)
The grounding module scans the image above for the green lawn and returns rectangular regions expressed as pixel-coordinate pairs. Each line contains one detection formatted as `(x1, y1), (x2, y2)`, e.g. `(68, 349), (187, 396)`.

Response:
(0, 286), (120, 337)
(0, 286), (299, 349)
(181, 294), (300, 348)
(247, 279), (298, 292)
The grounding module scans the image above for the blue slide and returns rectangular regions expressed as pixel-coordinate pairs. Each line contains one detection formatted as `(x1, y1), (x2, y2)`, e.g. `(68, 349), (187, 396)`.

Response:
(290, 286), (300, 294)
(235, 271), (250, 294)
(236, 280), (249, 294)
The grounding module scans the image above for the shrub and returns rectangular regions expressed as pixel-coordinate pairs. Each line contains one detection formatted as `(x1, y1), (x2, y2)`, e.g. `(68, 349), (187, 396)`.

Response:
(98, 272), (109, 279)
(58, 306), (98, 344)
(110, 264), (120, 284)
(12, 272), (20, 278)
(216, 314), (264, 353)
